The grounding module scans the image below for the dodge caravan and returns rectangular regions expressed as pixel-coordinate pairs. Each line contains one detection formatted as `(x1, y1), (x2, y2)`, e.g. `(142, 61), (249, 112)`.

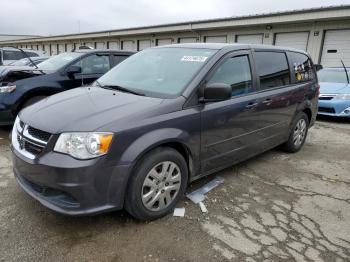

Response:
(11, 44), (319, 220)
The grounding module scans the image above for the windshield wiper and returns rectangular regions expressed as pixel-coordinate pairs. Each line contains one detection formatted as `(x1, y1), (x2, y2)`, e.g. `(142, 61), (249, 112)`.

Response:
(95, 81), (145, 96)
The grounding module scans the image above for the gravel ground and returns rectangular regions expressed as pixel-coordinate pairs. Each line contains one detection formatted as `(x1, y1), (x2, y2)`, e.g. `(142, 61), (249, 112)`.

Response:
(0, 118), (349, 262)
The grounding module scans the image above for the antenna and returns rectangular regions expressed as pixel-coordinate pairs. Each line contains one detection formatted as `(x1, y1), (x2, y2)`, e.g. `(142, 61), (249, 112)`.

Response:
(341, 60), (349, 84)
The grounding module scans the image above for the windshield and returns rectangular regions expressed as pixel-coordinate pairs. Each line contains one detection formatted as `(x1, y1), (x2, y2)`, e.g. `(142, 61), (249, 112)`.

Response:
(97, 47), (217, 98)
(317, 69), (350, 83)
(37, 52), (82, 71)
(10, 58), (31, 66)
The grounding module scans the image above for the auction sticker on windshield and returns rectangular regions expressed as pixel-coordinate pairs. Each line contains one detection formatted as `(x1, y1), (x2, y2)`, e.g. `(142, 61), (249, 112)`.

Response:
(181, 56), (208, 62)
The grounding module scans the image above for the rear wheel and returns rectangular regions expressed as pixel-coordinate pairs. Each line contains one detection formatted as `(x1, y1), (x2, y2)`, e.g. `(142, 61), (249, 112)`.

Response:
(125, 147), (188, 220)
(282, 112), (309, 153)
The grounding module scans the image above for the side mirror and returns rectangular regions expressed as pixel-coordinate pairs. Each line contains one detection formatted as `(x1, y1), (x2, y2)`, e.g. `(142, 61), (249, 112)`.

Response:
(66, 65), (81, 75)
(200, 83), (231, 103)
(315, 64), (323, 72)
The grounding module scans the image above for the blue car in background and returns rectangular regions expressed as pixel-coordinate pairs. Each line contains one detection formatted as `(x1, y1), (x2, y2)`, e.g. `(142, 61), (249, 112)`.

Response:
(317, 67), (350, 117)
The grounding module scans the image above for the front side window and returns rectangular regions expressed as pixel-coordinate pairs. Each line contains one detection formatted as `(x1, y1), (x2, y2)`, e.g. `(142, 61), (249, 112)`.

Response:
(255, 51), (291, 89)
(97, 47), (217, 98)
(208, 55), (252, 96)
(72, 54), (110, 74)
(288, 52), (314, 82)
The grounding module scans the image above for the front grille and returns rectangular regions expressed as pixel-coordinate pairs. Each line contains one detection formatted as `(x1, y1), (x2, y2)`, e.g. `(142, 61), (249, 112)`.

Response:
(319, 107), (336, 113)
(13, 120), (51, 159)
(27, 126), (51, 142)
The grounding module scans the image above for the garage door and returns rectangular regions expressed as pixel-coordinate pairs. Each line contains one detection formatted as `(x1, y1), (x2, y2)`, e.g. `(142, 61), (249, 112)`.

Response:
(58, 44), (65, 54)
(108, 41), (119, 49)
(179, 37), (197, 43)
(275, 32), (309, 51)
(84, 42), (94, 48)
(121, 40), (135, 51)
(50, 44), (57, 55)
(95, 42), (105, 49)
(66, 43), (73, 52)
(138, 40), (151, 51)
(156, 38), (172, 46)
(205, 36), (227, 43)
(236, 34), (263, 44)
(321, 29), (350, 67)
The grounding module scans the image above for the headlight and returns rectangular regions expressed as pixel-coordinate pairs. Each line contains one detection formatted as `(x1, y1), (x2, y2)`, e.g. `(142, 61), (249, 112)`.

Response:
(54, 132), (113, 159)
(334, 94), (350, 100)
(0, 84), (16, 93)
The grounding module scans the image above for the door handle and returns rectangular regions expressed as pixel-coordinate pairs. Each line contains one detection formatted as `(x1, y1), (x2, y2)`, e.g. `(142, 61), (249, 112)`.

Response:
(245, 102), (258, 109)
(262, 98), (272, 104)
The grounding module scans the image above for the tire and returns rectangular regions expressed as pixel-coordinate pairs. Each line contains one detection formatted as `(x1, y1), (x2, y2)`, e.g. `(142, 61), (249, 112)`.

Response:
(125, 147), (188, 220)
(282, 112), (309, 153)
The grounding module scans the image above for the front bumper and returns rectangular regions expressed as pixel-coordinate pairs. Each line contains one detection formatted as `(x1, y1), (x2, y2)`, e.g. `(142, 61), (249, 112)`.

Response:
(318, 99), (350, 118)
(11, 143), (132, 216)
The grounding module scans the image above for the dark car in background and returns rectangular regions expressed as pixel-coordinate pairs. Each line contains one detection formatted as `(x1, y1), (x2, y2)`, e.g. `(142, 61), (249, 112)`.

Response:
(0, 49), (134, 125)
(11, 44), (319, 220)
(317, 67), (350, 117)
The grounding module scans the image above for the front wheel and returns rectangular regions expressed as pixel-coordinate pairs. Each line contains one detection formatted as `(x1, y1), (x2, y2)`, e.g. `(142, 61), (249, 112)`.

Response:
(282, 112), (309, 153)
(125, 147), (188, 220)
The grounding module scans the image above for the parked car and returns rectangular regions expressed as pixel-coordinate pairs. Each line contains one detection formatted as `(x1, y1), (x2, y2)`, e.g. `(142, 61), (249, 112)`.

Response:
(317, 67), (350, 117)
(11, 44), (319, 220)
(0, 49), (134, 125)
(0, 47), (46, 65)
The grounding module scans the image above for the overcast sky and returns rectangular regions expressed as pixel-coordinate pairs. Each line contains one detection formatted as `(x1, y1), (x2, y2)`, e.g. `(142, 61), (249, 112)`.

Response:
(1, 0), (350, 36)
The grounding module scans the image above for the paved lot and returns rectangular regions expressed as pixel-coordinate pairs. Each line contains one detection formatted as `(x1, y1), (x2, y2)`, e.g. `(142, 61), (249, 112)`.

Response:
(0, 119), (349, 262)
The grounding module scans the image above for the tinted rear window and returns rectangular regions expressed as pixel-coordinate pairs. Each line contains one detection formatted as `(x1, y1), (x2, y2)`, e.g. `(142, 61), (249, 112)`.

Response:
(255, 51), (291, 89)
(288, 52), (314, 82)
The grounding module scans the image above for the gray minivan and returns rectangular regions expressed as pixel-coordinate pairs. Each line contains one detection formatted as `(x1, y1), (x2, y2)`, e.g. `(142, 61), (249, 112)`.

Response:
(11, 43), (319, 220)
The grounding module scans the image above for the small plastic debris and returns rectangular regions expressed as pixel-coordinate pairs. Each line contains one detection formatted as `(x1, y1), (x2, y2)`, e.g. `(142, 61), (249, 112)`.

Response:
(186, 176), (224, 204)
(173, 208), (185, 217)
(199, 202), (208, 213)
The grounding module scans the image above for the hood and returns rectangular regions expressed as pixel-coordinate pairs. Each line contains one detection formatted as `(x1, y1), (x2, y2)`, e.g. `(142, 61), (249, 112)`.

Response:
(20, 86), (167, 134)
(319, 82), (350, 94)
(0, 67), (44, 83)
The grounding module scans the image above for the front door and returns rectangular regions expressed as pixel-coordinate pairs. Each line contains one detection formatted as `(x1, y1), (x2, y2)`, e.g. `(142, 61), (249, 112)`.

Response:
(61, 54), (111, 90)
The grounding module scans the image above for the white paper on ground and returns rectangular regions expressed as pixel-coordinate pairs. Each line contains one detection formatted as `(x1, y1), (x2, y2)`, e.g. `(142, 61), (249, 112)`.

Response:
(173, 208), (185, 217)
(199, 202), (208, 213)
(186, 176), (224, 204)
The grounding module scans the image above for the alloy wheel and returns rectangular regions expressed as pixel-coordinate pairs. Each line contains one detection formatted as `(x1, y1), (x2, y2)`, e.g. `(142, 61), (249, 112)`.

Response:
(293, 118), (307, 147)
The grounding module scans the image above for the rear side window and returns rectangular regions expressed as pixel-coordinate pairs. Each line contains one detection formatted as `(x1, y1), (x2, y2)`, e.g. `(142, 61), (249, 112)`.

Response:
(255, 51), (291, 90)
(112, 55), (129, 66)
(3, 50), (23, 60)
(288, 52), (314, 82)
(208, 55), (253, 97)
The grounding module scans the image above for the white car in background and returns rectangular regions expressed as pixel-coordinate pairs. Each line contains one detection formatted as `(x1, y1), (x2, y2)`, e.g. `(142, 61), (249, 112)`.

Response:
(0, 47), (47, 65)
